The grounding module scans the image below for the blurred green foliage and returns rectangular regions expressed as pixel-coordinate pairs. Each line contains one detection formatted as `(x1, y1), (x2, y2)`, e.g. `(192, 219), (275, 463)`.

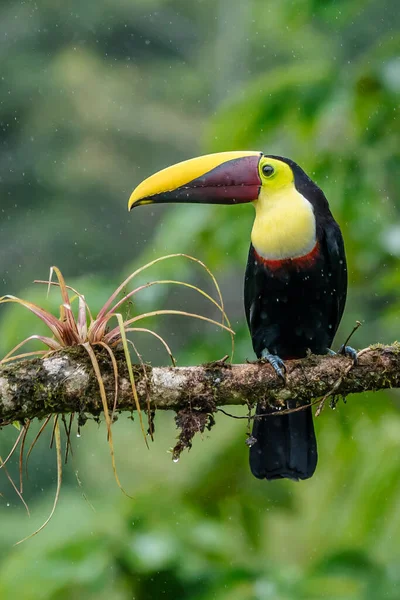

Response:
(0, 0), (399, 598)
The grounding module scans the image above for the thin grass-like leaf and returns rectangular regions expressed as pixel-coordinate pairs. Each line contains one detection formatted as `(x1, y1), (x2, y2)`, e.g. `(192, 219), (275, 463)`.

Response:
(107, 277), (234, 362)
(58, 304), (80, 346)
(125, 338), (154, 442)
(95, 253), (229, 329)
(35, 280), (95, 323)
(125, 327), (176, 366)
(114, 314), (148, 447)
(47, 267), (69, 308)
(49, 415), (57, 450)
(110, 280), (228, 322)
(95, 342), (119, 425)
(0, 427), (25, 470)
(82, 342), (133, 498)
(19, 421), (30, 493)
(0, 457), (30, 517)
(48, 267), (81, 343)
(15, 416), (62, 545)
(0, 296), (64, 340)
(0, 335), (61, 365)
(106, 310), (234, 344)
(75, 470), (96, 513)
(63, 414), (74, 464)
(25, 415), (52, 477)
(1, 350), (52, 365)
(109, 278), (233, 357)
(77, 296), (88, 340)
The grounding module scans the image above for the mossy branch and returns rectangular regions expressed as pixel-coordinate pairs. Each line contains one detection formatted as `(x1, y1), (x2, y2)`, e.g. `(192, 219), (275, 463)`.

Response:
(0, 344), (399, 425)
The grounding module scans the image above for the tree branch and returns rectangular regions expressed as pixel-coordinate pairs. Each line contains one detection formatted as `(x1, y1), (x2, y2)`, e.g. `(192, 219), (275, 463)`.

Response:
(0, 344), (399, 425)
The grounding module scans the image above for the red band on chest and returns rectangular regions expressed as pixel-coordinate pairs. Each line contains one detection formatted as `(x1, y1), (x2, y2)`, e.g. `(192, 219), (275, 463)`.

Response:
(254, 242), (320, 271)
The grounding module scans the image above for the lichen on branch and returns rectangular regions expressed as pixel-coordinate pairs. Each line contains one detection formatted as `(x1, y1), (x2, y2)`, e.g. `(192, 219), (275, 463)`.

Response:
(0, 344), (399, 425)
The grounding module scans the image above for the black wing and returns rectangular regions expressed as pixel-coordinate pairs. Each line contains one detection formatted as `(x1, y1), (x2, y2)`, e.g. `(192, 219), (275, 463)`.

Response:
(321, 219), (348, 337)
(244, 244), (257, 332)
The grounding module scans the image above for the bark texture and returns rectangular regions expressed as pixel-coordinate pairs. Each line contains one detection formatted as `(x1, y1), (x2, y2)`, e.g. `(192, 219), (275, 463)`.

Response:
(0, 344), (399, 425)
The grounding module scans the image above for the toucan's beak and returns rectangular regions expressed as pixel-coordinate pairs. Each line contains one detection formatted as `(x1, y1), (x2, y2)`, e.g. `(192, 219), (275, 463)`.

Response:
(128, 151), (262, 210)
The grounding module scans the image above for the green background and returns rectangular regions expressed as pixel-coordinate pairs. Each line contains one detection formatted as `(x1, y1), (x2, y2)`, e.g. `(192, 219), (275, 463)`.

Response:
(0, 0), (399, 598)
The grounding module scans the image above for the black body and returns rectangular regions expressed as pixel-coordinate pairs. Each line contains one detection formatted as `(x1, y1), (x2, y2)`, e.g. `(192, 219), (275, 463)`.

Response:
(245, 156), (347, 480)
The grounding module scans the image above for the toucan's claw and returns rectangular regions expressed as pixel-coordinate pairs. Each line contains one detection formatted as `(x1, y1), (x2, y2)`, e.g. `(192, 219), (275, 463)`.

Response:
(339, 345), (358, 365)
(260, 349), (286, 381)
(327, 346), (357, 365)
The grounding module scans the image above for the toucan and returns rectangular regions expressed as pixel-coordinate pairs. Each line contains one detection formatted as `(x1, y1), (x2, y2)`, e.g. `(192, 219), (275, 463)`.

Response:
(128, 151), (348, 481)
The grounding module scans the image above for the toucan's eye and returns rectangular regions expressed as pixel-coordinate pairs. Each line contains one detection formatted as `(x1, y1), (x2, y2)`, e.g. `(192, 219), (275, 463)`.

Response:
(262, 164), (275, 177)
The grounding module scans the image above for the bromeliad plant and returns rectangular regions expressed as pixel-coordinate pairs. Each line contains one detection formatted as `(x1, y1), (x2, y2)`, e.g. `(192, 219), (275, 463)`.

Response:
(0, 254), (234, 543)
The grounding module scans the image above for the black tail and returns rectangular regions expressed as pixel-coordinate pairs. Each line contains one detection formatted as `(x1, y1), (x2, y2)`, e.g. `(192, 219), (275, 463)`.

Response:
(249, 402), (317, 480)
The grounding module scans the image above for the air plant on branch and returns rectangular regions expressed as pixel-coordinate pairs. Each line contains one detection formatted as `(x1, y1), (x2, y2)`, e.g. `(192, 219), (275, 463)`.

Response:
(0, 254), (234, 543)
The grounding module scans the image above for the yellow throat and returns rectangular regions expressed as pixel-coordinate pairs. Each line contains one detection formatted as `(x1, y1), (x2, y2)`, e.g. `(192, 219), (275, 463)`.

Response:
(251, 185), (317, 260)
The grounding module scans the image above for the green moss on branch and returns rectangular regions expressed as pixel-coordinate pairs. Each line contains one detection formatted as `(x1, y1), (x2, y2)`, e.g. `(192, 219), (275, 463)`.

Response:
(0, 345), (399, 425)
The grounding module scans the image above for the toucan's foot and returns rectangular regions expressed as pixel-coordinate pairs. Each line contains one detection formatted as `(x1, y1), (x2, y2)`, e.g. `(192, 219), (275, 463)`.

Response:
(327, 346), (358, 365)
(339, 345), (358, 365)
(260, 349), (286, 381)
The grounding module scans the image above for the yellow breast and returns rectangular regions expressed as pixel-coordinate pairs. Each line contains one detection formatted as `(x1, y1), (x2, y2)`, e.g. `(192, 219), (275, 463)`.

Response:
(251, 186), (316, 260)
